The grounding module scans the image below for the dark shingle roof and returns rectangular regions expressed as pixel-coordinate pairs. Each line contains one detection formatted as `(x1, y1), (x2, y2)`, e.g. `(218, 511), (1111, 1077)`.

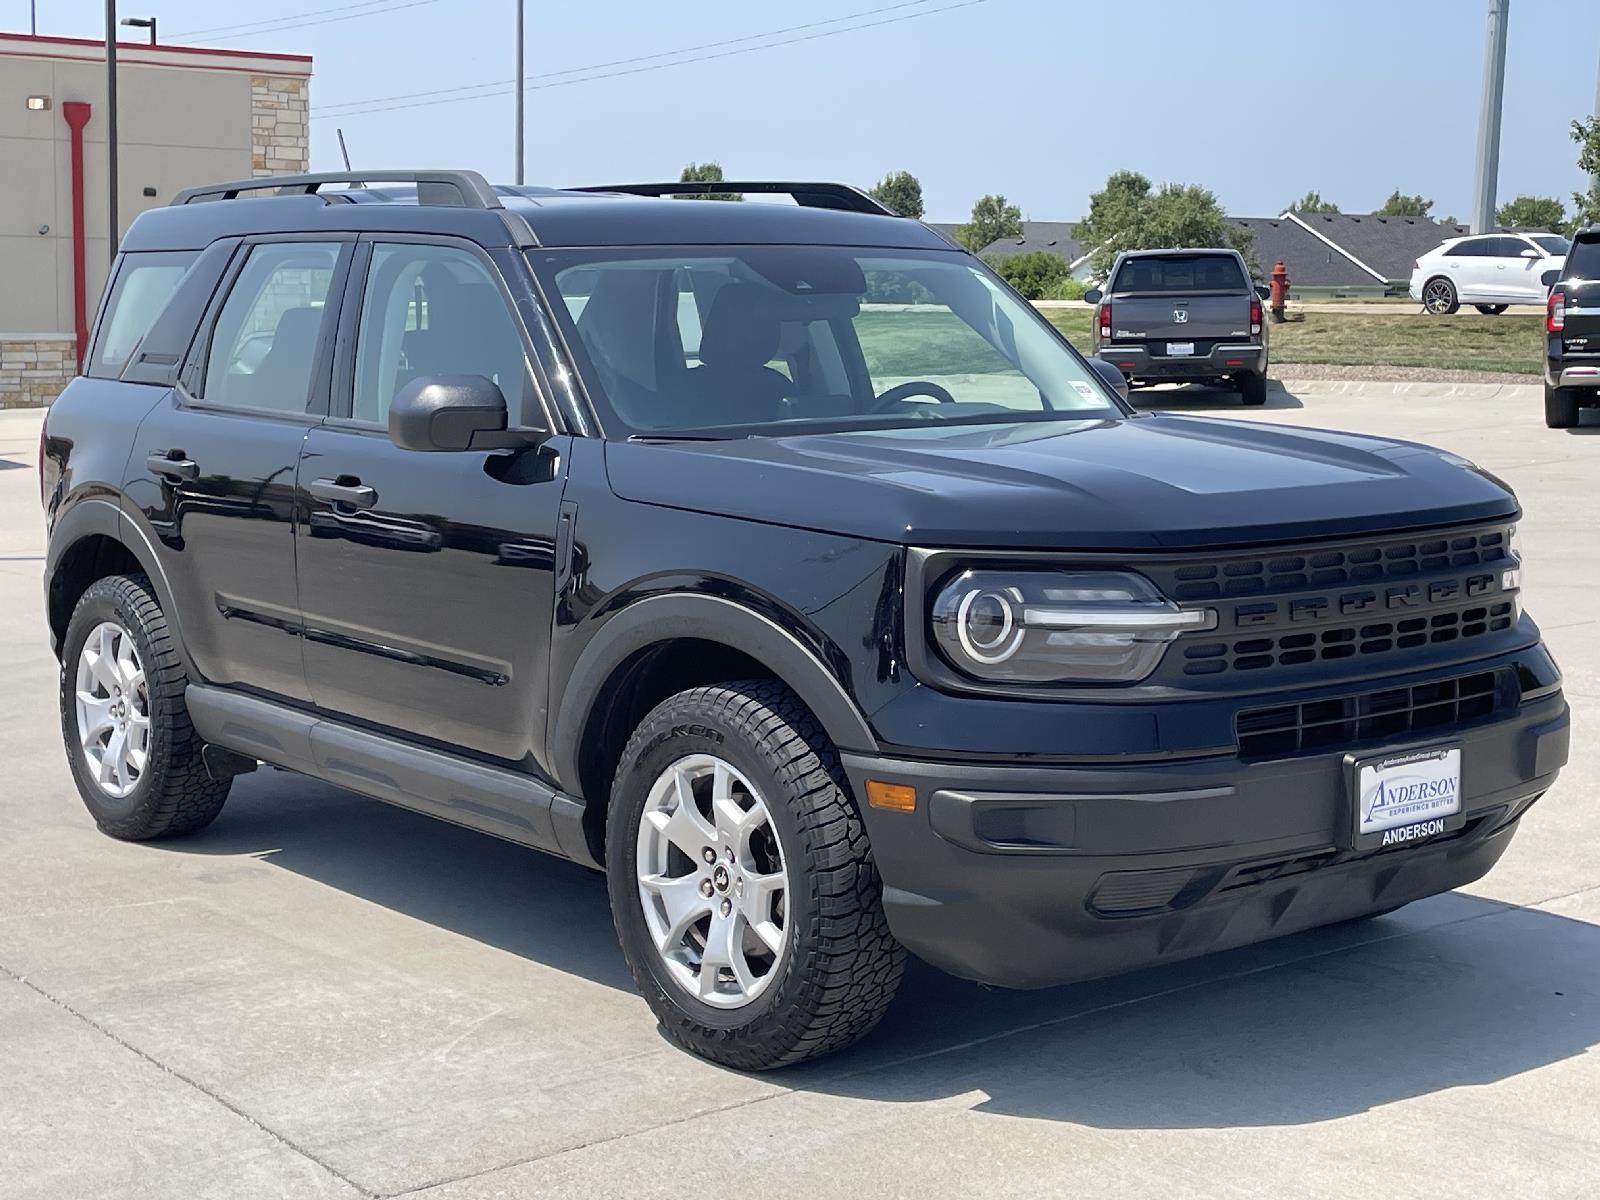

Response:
(975, 221), (1082, 262)
(1229, 217), (1378, 287)
(1286, 212), (1469, 282)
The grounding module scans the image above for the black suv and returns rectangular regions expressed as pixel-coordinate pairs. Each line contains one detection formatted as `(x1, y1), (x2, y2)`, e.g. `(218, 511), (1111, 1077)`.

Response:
(42, 171), (1569, 1070)
(1544, 230), (1600, 427)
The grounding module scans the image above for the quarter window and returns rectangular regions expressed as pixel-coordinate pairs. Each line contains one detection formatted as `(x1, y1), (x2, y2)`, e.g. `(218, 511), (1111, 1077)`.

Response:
(200, 242), (339, 412)
(351, 243), (528, 425)
(92, 250), (198, 376)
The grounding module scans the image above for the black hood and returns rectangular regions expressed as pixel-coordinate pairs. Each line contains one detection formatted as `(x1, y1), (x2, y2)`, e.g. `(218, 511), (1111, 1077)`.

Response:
(604, 415), (1519, 549)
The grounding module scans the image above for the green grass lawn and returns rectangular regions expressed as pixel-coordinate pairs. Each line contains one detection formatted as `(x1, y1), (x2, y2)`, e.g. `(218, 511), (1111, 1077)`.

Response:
(1041, 308), (1543, 376)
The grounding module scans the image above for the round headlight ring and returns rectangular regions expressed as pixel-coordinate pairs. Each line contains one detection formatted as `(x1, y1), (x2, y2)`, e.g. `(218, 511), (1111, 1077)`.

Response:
(955, 586), (1026, 664)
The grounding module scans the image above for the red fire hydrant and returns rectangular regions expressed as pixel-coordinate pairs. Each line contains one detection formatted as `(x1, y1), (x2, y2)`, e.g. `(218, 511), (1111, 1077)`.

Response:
(1268, 261), (1290, 323)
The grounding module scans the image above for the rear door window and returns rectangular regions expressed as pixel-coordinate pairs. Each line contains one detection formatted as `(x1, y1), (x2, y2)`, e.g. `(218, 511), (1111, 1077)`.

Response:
(90, 251), (198, 377)
(1565, 238), (1600, 279)
(1111, 255), (1246, 293)
(198, 242), (340, 414)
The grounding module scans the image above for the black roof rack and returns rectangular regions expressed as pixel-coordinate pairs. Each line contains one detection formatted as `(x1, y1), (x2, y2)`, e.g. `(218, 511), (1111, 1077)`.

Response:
(171, 170), (504, 210)
(568, 180), (896, 216)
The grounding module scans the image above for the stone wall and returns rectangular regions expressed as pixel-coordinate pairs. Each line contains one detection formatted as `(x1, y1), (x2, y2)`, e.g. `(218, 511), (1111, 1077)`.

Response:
(0, 337), (76, 409)
(251, 75), (310, 177)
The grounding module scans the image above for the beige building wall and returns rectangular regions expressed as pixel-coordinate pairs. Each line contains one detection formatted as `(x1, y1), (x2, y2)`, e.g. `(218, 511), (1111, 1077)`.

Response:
(0, 35), (311, 407)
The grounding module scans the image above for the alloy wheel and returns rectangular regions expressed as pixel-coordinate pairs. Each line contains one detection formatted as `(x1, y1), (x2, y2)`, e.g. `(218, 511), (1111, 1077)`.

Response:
(74, 621), (151, 799)
(634, 753), (790, 1008)
(1423, 279), (1455, 314)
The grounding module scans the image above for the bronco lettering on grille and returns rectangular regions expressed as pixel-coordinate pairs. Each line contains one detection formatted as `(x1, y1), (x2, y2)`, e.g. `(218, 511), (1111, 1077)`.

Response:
(1232, 574), (1497, 628)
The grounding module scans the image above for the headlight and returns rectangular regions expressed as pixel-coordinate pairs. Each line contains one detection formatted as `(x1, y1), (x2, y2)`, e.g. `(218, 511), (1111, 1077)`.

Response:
(929, 570), (1215, 684)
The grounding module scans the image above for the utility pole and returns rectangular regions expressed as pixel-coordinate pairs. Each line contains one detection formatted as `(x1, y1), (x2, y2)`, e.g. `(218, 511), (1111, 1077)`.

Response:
(106, 0), (119, 264)
(514, 0), (525, 185)
(1470, 0), (1509, 234)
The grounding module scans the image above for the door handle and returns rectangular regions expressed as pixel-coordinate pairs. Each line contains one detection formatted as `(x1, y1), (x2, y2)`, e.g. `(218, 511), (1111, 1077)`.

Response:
(146, 452), (198, 481)
(309, 476), (378, 509)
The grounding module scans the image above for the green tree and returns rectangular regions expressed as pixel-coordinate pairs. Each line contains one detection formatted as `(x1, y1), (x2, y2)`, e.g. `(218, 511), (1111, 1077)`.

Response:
(1288, 190), (1339, 214)
(1379, 189), (1433, 217)
(1496, 194), (1566, 231)
(955, 194), (1023, 252)
(1075, 170), (1254, 278)
(676, 161), (741, 201)
(1570, 116), (1600, 230)
(868, 170), (925, 218)
(984, 250), (1070, 300)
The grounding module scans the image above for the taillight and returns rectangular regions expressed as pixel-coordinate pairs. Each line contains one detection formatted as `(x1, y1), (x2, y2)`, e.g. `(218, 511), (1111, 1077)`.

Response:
(1098, 301), (1112, 341)
(1548, 289), (1565, 333)
(1249, 297), (1262, 336)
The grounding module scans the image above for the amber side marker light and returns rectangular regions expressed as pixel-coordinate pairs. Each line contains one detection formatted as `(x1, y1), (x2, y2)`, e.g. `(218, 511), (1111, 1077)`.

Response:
(866, 780), (917, 812)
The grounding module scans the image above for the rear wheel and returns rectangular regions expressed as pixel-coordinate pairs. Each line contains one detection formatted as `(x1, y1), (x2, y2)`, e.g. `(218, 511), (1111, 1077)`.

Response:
(1422, 277), (1459, 314)
(1475, 303), (1509, 315)
(1545, 383), (1582, 429)
(59, 574), (230, 839)
(607, 680), (905, 1069)
(1237, 370), (1268, 406)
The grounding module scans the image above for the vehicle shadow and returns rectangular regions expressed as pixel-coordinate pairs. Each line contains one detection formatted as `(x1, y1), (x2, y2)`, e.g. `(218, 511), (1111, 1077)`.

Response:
(1127, 380), (1304, 411)
(165, 772), (1600, 1130)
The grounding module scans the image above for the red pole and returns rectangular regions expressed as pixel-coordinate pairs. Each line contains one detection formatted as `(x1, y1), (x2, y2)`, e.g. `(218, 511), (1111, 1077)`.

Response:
(63, 101), (93, 371)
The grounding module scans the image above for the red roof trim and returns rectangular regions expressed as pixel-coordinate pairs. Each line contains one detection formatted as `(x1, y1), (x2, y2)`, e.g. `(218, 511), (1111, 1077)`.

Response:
(0, 31), (312, 63)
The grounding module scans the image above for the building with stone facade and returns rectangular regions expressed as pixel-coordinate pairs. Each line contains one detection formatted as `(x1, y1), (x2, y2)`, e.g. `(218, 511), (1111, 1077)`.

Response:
(0, 32), (311, 407)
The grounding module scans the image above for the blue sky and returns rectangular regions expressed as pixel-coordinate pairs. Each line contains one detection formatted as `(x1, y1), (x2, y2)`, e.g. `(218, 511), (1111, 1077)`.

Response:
(18, 0), (1600, 222)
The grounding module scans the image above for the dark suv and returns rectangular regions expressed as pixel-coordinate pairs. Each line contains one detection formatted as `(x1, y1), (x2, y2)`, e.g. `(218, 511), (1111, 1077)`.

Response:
(1543, 229), (1600, 428)
(42, 171), (1569, 1070)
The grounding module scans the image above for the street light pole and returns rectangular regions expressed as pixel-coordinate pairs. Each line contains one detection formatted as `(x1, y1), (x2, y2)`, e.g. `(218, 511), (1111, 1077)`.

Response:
(1470, 0), (1510, 234)
(106, 0), (119, 264)
(514, 0), (525, 185)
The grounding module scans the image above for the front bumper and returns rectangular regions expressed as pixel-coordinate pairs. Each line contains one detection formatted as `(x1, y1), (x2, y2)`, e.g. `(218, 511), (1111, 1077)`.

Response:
(1095, 341), (1267, 381)
(844, 689), (1568, 989)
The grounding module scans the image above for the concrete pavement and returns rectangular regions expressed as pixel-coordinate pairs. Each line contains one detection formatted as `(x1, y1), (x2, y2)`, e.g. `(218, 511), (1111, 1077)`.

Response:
(1, 389), (1596, 1199)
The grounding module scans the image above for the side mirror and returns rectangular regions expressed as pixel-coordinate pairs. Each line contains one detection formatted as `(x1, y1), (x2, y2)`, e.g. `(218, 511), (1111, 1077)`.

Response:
(1541, 269), (1561, 289)
(1521, 247), (1541, 259)
(1082, 288), (1103, 305)
(1254, 284), (1271, 300)
(389, 374), (527, 452)
(1087, 357), (1129, 402)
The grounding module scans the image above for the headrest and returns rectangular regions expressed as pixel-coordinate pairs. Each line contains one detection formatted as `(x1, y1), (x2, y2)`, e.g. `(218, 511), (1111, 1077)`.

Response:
(698, 283), (783, 369)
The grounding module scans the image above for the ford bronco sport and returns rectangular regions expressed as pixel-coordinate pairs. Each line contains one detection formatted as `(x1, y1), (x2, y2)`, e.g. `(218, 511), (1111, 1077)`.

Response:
(42, 171), (1569, 1070)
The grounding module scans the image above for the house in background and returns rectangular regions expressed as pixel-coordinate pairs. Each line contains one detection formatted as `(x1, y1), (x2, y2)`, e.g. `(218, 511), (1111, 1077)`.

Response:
(0, 32), (310, 408)
(934, 210), (1470, 296)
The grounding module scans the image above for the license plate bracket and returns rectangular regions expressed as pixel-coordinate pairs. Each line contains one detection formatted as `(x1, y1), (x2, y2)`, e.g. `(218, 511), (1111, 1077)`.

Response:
(1344, 745), (1464, 851)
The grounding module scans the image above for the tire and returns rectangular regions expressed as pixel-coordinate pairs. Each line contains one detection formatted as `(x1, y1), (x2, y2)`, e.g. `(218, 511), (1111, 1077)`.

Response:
(1238, 370), (1268, 406)
(1475, 303), (1509, 315)
(606, 680), (905, 1070)
(1421, 276), (1459, 314)
(1545, 383), (1581, 429)
(59, 574), (230, 840)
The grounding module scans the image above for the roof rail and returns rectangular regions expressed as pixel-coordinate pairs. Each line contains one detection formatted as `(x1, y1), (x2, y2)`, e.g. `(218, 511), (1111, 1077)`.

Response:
(568, 180), (896, 217)
(171, 170), (503, 210)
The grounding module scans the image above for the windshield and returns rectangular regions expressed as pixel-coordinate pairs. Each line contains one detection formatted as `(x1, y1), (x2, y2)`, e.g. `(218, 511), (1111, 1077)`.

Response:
(1110, 254), (1246, 293)
(532, 246), (1120, 436)
(1533, 235), (1571, 256)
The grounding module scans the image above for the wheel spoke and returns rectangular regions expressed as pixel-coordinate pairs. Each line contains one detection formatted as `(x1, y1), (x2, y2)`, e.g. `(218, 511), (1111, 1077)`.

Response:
(741, 870), (786, 953)
(712, 795), (759, 846)
(645, 775), (717, 859)
(100, 725), (127, 788)
(115, 633), (140, 689)
(640, 872), (712, 951)
(77, 693), (115, 740)
(699, 911), (754, 998)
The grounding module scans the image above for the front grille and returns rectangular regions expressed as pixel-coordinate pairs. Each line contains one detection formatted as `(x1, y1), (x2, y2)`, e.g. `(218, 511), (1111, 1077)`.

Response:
(1235, 669), (1509, 760)
(1169, 528), (1510, 601)
(1183, 600), (1516, 676)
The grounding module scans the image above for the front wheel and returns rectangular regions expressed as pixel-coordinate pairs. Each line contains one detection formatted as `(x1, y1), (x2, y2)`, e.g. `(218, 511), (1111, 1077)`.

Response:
(1421, 277), (1459, 314)
(1545, 383), (1582, 429)
(1475, 303), (1509, 315)
(607, 680), (905, 1070)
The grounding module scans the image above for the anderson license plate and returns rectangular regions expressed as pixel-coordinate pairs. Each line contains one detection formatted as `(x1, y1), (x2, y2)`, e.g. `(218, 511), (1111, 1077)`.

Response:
(1349, 746), (1462, 850)
(1166, 341), (1195, 356)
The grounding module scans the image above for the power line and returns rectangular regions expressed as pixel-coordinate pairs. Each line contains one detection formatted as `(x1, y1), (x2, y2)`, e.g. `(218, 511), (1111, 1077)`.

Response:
(314, 0), (985, 120)
(173, 0), (438, 42)
(316, 0), (935, 115)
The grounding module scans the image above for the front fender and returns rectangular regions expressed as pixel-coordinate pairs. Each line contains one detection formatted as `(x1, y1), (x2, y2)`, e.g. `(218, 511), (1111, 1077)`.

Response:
(550, 591), (880, 792)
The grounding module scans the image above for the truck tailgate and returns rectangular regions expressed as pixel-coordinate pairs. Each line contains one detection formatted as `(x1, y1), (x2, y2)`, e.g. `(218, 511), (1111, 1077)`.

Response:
(1110, 294), (1253, 341)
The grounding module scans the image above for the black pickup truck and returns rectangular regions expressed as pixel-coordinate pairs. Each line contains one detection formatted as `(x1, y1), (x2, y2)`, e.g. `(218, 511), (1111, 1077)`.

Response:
(1543, 229), (1600, 427)
(1085, 248), (1271, 404)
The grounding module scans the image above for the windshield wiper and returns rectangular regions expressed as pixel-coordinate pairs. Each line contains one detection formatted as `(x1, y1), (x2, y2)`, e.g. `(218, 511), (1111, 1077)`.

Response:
(626, 432), (740, 443)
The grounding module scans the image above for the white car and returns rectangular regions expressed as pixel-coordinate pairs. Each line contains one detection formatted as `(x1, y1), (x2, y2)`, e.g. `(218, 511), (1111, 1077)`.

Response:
(1409, 232), (1569, 314)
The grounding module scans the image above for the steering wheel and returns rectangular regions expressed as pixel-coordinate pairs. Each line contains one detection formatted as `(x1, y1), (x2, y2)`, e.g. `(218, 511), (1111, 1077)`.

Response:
(871, 380), (958, 412)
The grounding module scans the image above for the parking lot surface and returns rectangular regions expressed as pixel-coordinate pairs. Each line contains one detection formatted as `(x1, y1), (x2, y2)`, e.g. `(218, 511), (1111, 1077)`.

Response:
(2, 384), (1596, 1199)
